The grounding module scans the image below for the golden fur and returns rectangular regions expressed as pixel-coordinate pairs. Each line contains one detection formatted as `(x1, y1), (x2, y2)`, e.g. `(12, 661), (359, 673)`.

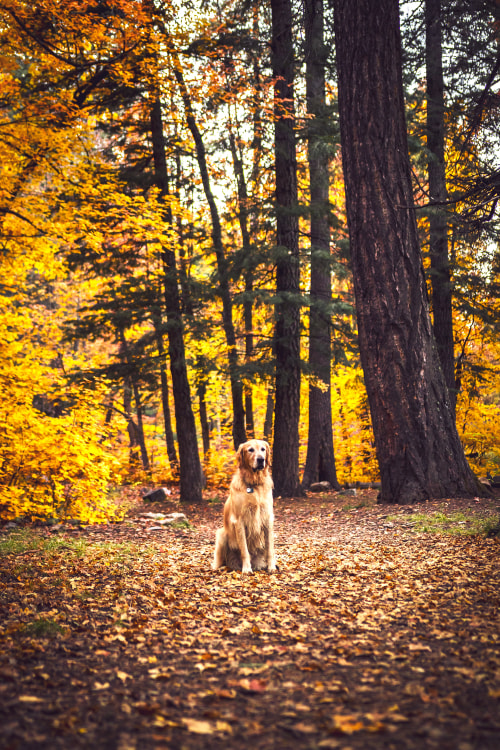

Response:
(212, 439), (276, 574)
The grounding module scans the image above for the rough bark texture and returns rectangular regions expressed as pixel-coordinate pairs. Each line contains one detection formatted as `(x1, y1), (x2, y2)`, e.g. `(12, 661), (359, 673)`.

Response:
(150, 99), (204, 502)
(333, 0), (482, 503)
(301, 0), (340, 491)
(426, 0), (456, 411)
(270, 0), (301, 497)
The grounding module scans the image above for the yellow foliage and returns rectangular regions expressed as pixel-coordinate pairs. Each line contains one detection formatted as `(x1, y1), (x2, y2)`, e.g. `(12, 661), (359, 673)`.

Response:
(455, 349), (500, 476)
(0, 326), (122, 523)
(331, 366), (379, 484)
(0, 203), (122, 524)
(457, 397), (500, 475)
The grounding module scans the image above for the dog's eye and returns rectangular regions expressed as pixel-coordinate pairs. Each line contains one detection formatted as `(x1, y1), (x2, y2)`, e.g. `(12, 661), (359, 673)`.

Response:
(247, 447), (254, 453)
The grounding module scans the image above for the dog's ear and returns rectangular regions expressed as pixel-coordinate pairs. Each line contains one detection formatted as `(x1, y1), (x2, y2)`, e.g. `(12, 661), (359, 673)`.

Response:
(264, 441), (271, 468)
(236, 442), (246, 468)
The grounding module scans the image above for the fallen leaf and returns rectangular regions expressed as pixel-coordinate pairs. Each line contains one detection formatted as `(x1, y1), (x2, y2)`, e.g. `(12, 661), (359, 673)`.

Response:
(182, 718), (215, 734)
(292, 722), (317, 734)
(238, 678), (267, 693)
(331, 714), (364, 734)
(215, 720), (233, 733)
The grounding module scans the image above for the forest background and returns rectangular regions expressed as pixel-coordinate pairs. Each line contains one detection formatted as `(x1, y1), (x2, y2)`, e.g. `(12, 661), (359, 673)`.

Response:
(0, 0), (499, 524)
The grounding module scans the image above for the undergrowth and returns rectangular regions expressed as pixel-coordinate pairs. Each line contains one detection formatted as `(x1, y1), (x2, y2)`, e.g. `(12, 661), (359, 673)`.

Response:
(388, 510), (499, 536)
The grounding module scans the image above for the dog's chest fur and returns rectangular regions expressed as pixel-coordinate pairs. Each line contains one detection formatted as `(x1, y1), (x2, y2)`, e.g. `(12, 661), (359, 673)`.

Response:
(231, 477), (273, 542)
(241, 495), (271, 542)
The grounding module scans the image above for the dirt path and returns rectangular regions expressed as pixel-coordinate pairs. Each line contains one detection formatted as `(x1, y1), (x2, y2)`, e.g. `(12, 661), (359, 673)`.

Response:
(0, 490), (499, 749)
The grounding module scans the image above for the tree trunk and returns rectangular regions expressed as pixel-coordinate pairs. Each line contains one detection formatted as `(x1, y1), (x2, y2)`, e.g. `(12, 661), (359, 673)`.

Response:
(197, 379), (211, 458)
(263, 385), (274, 443)
(243, 266), (255, 440)
(171, 54), (246, 450)
(123, 379), (140, 469)
(301, 0), (340, 491)
(426, 0), (456, 411)
(270, 0), (301, 497)
(333, 0), (482, 503)
(228, 129), (255, 439)
(151, 309), (178, 471)
(150, 98), (204, 502)
(119, 331), (150, 472)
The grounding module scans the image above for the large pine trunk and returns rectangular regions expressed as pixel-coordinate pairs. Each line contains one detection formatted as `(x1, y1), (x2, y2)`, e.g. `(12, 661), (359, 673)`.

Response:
(333, 0), (481, 503)
(270, 0), (301, 497)
(302, 0), (340, 491)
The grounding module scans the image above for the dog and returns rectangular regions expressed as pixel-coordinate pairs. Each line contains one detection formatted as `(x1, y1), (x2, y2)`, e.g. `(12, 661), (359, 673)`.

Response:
(212, 439), (276, 574)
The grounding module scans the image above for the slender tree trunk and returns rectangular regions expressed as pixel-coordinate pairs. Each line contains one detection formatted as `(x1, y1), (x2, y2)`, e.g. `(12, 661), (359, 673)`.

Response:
(301, 0), (340, 490)
(119, 331), (150, 472)
(150, 98), (204, 502)
(197, 379), (211, 458)
(228, 128), (255, 438)
(263, 386), (274, 442)
(270, 0), (301, 497)
(151, 309), (178, 470)
(243, 267), (255, 439)
(426, 0), (455, 411)
(333, 0), (482, 503)
(123, 379), (139, 469)
(171, 54), (246, 450)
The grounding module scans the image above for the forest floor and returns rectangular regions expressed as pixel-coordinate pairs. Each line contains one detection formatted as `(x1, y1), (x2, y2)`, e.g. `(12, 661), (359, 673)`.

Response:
(0, 487), (499, 750)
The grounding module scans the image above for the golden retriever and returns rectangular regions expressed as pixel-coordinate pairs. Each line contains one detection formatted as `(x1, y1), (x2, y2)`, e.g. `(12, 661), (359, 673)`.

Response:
(212, 439), (276, 574)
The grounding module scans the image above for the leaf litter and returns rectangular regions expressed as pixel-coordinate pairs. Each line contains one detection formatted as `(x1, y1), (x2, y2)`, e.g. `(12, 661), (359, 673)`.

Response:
(0, 490), (499, 749)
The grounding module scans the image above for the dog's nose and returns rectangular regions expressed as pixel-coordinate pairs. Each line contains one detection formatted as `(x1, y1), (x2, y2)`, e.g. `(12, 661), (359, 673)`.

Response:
(256, 456), (265, 468)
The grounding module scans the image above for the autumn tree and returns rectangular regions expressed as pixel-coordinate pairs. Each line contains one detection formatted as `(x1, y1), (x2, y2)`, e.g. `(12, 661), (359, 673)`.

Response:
(402, 0), (500, 411)
(425, 0), (455, 410)
(270, 0), (301, 497)
(149, 95), (205, 502)
(301, 0), (340, 491)
(168, 48), (247, 451)
(333, 0), (482, 503)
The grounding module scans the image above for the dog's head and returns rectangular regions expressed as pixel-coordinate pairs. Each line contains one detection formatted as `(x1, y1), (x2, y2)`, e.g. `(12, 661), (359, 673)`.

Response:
(237, 439), (271, 475)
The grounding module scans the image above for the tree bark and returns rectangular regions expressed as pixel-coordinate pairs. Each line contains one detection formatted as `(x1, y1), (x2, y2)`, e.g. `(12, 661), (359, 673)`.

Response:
(263, 385), (274, 443)
(118, 330), (150, 472)
(197, 379), (211, 458)
(333, 0), (482, 503)
(301, 0), (340, 490)
(426, 0), (456, 411)
(228, 128), (255, 438)
(151, 309), (178, 471)
(171, 54), (246, 450)
(270, 0), (301, 497)
(150, 98), (204, 502)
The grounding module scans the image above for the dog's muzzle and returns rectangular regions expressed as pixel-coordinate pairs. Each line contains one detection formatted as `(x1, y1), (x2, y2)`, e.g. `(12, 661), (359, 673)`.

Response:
(256, 456), (265, 470)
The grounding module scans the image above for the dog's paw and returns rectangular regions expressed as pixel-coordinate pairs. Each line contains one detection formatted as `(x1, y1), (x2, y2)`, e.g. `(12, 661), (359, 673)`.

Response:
(241, 562), (253, 574)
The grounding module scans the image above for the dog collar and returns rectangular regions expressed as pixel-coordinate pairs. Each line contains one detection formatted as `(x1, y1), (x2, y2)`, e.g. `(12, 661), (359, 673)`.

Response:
(246, 487), (254, 494)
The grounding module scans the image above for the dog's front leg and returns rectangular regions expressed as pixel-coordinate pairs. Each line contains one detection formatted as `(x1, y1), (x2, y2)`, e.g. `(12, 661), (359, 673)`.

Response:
(266, 519), (277, 572)
(212, 528), (225, 570)
(234, 520), (252, 573)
